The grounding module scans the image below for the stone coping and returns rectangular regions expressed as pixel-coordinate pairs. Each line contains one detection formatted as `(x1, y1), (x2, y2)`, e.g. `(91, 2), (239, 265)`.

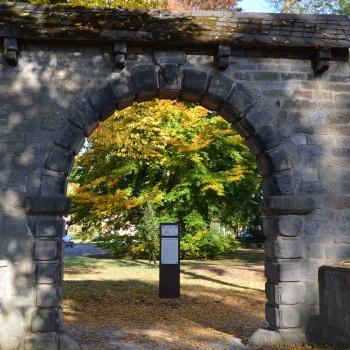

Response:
(319, 264), (350, 273)
(0, 2), (350, 49)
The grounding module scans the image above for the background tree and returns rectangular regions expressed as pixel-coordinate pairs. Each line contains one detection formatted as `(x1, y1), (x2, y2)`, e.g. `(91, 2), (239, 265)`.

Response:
(268, 0), (349, 15)
(70, 101), (261, 258)
(138, 203), (159, 265)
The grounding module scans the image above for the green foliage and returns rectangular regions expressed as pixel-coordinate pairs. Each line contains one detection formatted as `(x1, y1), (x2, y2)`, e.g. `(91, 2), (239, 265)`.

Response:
(268, 0), (350, 15)
(138, 203), (159, 265)
(181, 230), (240, 259)
(70, 100), (262, 260)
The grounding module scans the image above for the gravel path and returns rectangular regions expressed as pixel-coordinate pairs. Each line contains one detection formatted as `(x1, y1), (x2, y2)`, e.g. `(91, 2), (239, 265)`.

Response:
(64, 243), (110, 257)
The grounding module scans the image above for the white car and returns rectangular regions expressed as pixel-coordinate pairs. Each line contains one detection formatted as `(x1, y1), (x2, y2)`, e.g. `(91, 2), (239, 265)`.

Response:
(62, 235), (74, 247)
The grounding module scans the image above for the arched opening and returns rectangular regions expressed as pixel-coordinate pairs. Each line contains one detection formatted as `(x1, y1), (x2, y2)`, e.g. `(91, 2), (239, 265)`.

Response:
(26, 61), (312, 346)
(63, 97), (264, 348)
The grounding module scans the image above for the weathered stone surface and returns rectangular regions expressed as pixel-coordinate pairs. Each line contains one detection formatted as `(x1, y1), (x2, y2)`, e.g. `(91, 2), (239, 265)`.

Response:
(154, 51), (186, 65)
(262, 196), (314, 215)
(266, 303), (302, 328)
(26, 196), (71, 215)
(25, 332), (58, 350)
(182, 68), (209, 102)
(0, 9), (350, 347)
(35, 240), (59, 261)
(130, 64), (158, 101)
(249, 328), (283, 346)
(88, 84), (118, 121)
(278, 216), (303, 237)
(55, 123), (85, 154)
(202, 73), (234, 110)
(265, 260), (302, 282)
(32, 309), (58, 333)
(46, 146), (74, 175)
(265, 238), (305, 259)
(29, 217), (64, 238)
(266, 282), (306, 305)
(36, 262), (60, 284)
(68, 97), (100, 137)
(37, 285), (59, 307)
(158, 63), (181, 99)
(110, 71), (136, 109)
(279, 328), (307, 343)
(59, 332), (81, 350)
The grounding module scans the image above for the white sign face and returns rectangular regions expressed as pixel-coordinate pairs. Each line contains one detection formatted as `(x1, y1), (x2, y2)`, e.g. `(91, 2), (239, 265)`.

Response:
(160, 224), (179, 237)
(161, 238), (178, 264)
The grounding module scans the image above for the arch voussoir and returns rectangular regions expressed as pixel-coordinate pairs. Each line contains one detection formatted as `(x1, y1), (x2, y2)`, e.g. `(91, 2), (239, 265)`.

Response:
(68, 96), (100, 137)
(88, 83), (118, 122)
(201, 72), (235, 111)
(130, 64), (159, 102)
(45, 145), (74, 175)
(109, 70), (136, 110)
(158, 63), (181, 99)
(181, 68), (211, 103)
(55, 122), (85, 155)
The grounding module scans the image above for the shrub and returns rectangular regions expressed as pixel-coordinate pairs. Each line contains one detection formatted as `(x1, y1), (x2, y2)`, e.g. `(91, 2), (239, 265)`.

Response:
(180, 229), (240, 259)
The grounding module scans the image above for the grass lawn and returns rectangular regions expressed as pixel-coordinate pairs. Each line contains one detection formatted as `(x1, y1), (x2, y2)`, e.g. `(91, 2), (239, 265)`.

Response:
(63, 249), (331, 350)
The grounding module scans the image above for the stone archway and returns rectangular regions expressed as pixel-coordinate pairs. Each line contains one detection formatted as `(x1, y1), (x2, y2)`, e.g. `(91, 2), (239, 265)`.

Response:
(24, 59), (312, 347)
(0, 2), (350, 349)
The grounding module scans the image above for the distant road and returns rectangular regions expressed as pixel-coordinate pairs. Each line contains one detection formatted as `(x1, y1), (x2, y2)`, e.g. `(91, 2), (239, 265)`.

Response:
(64, 243), (110, 257)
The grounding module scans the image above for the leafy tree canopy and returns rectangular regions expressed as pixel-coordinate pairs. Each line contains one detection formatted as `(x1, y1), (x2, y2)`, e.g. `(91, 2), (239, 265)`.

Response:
(70, 100), (261, 242)
(268, 0), (350, 15)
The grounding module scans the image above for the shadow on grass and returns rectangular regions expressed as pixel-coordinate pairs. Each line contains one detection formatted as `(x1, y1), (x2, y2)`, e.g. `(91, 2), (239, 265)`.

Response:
(180, 269), (262, 292)
(63, 278), (265, 348)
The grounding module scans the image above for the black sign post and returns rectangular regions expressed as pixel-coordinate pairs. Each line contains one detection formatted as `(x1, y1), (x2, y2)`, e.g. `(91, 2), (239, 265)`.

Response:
(159, 223), (180, 298)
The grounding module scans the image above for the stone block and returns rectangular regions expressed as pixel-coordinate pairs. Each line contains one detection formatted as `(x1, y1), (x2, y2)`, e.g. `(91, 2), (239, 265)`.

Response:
(55, 123), (85, 154)
(26, 195), (71, 215)
(88, 84), (118, 121)
(262, 195), (314, 215)
(265, 238), (305, 259)
(154, 51), (186, 65)
(110, 71), (136, 109)
(25, 332), (58, 350)
(181, 68), (209, 102)
(266, 303), (302, 328)
(256, 124), (280, 151)
(130, 64), (158, 101)
(41, 172), (67, 196)
(158, 63), (181, 99)
(225, 85), (253, 117)
(31, 308), (58, 333)
(249, 328), (283, 346)
(265, 143), (297, 173)
(278, 328), (307, 343)
(202, 73), (234, 109)
(278, 216), (302, 237)
(266, 282), (306, 305)
(59, 332), (81, 350)
(36, 262), (59, 284)
(69, 97), (100, 136)
(265, 260), (302, 282)
(46, 146), (74, 174)
(35, 240), (59, 261)
(244, 106), (274, 133)
(326, 244), (350, 259)
(272, 170), (302, 196)
(256, 154), (273, 176)
(30, 217), (64, 238)
(308, 244), (327, 259)
(37, 285), (59, 307)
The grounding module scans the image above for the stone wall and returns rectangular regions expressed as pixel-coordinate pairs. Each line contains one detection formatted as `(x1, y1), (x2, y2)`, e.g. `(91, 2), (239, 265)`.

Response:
(0, 41), (350, 348)
(319, 265), (350, 347)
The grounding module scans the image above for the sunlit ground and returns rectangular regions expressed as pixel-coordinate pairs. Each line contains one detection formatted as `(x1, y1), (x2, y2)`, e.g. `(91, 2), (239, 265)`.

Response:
(63, 249), (332, 350)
